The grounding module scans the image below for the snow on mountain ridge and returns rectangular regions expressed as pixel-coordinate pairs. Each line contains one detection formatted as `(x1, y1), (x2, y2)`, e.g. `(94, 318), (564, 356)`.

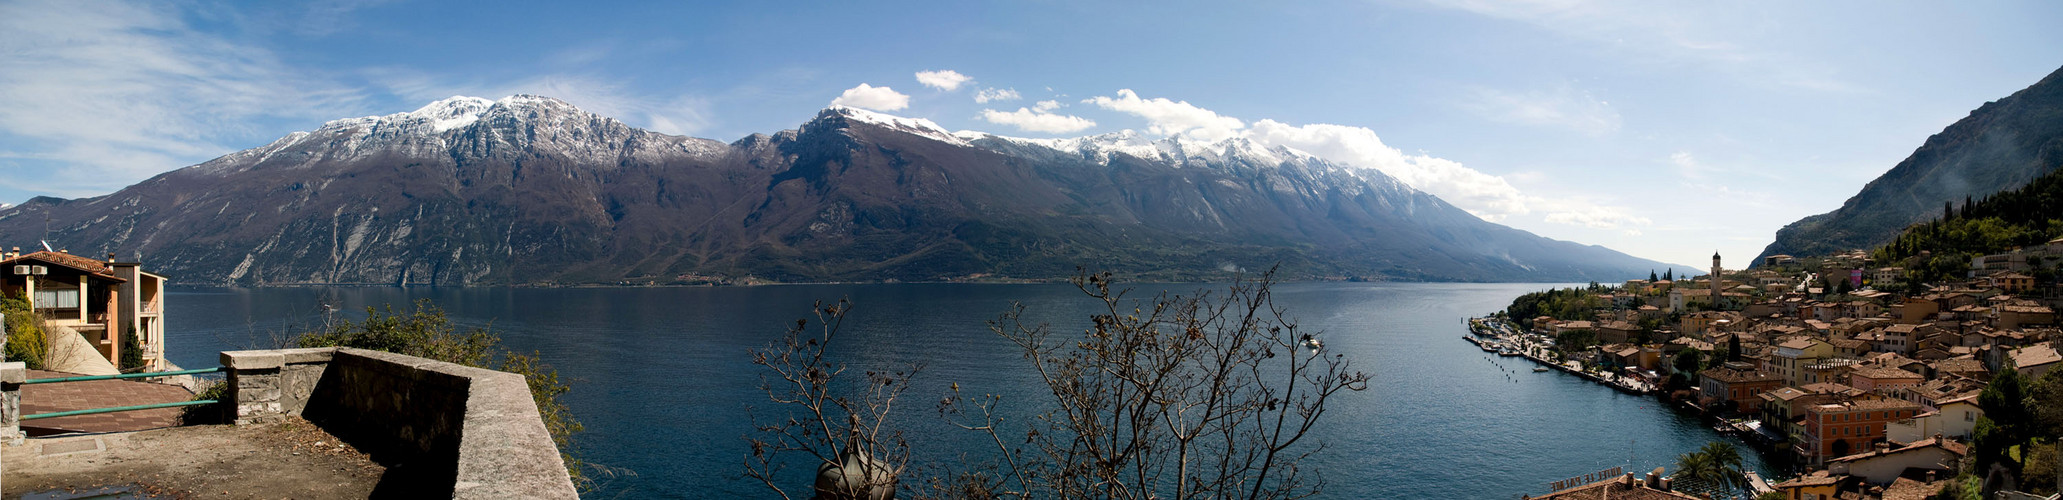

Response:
(956, 127), (1338, 175)
(820, 105), (970, 146)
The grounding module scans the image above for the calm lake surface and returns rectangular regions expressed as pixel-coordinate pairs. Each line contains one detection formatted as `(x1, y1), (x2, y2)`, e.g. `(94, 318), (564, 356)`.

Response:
(162, 282), (1770, 498)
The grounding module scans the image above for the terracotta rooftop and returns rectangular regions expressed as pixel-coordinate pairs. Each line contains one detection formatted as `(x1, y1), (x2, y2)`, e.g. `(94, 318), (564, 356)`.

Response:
(1799, 382), (1862, 396)
(1930, 358), (1987, 375)
(1850, 366), (1922, 380)
(1774, 470), (1844, 488)
(1829, 436), (1967, 463)
(1700, 366), (1783, 384)
(0, 250), (123, 280)
(1879, 477), (1948, 500)
(1812, 398), (1921, 413)
(2013, 344), (2060, 368)
(1530, 475), (1701, 500)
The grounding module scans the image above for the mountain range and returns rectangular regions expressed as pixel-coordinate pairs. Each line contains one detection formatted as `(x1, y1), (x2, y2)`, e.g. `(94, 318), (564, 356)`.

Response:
(1757, 65), (2063, 262)
(0, 95), (1671, 286)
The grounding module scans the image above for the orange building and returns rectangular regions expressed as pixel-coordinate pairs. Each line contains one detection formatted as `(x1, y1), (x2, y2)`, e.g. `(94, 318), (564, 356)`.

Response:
(1797, 399), (1922, 466)
(0, 250), (170, 370)
(1698, 362), (1785, 414)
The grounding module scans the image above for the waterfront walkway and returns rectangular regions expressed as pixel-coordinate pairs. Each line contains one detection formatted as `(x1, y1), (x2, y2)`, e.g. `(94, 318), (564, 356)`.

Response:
(1468, 319), (1656, 395)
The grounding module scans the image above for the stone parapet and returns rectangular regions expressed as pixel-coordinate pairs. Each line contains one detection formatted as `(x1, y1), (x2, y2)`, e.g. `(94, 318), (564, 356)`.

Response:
(1, 361), (23, 445)
(219, 347), (575, 498)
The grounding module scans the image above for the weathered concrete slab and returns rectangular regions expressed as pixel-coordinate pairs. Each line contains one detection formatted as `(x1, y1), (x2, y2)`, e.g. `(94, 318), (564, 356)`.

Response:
(2, 419), (383, 499)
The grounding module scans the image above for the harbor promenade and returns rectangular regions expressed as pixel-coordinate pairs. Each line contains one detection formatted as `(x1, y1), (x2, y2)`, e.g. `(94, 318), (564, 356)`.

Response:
(1466, 318), (1656, 395)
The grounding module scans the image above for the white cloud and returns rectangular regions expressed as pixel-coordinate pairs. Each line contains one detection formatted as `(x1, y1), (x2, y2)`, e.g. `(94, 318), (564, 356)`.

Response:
(1085, 89), (1246, 142)
(830, 83), (910, 111)
(1669, 151), (1710, 180)
(1421, 0), (1864, 93)
(1033, 100), (1061, 112)
(974, 87), (1020, 103)
(1463, 84), (1621, 136)
(914, 70), (972, 91)
(979, 108), (1096, 134)
(1244, 120), (1533, 220)
(1540, 204), (1653, 229)
(0, 0), (371, 197)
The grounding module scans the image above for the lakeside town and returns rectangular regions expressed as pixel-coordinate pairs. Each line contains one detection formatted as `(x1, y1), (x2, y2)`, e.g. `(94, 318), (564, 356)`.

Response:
(1485, 247), (2063, 500)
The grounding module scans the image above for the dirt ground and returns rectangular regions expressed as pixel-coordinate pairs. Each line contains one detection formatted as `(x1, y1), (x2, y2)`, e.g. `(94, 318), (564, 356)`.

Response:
(2, 418), (385, 499)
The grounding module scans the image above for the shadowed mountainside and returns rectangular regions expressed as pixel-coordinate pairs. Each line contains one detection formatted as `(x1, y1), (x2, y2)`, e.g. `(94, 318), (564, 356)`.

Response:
(1758, 65), (2063, 263)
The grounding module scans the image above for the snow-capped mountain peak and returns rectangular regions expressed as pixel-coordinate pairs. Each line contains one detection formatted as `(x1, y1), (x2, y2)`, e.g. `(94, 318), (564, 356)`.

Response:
(815, 105), (971, 146)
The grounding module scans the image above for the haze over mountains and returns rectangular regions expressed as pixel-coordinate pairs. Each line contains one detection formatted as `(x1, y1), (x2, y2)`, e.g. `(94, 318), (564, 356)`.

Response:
(1757, 65), (2063, 262)
(0, 96), (1674, 286)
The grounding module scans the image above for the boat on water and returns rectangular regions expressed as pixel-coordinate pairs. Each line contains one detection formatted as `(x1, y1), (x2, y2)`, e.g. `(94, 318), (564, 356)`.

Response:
(1533, 367), (1549, 372)
(1497, 348), (1520, 357)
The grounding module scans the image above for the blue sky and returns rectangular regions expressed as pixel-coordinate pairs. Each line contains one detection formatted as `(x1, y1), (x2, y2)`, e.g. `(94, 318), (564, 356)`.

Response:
(2, 0), (2059, 270)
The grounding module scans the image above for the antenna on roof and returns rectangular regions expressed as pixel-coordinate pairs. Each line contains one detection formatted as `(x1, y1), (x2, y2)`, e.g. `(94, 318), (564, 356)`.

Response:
(40, 240), (52, 252)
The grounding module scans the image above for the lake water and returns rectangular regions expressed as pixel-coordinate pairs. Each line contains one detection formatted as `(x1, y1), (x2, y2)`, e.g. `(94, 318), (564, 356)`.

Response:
(162, 282), (1770, 498)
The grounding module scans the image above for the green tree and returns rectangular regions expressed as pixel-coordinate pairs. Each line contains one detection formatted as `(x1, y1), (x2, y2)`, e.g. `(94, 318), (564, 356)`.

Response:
(1673, 348), (1702, 375)
(2, 294), (47, 369)
(1555, 329), (1599, 353)
(2033, 366), (2063, 440)
(119, 326), (144, 371)
(1974, 364), (2031, 475)
(1726, 334), (1742, 363)
(1673, 442), (1750, 495)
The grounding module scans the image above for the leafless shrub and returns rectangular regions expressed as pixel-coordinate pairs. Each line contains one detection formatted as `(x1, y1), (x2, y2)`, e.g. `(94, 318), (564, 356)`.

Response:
(940, 268), (1371, 500)
(746, 299), (922, 500)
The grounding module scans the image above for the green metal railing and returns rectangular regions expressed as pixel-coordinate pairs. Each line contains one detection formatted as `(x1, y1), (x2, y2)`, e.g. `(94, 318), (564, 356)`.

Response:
(19, 367), (223, 421)
(20, 367), (221, 385)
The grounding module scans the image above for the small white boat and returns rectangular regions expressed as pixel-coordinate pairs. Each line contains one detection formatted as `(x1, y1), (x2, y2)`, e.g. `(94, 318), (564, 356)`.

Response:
(1533, 367), (1549, 372)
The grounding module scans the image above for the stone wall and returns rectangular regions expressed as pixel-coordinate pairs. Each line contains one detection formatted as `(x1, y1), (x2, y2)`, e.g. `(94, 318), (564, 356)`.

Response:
(1, 361), (22, 445)
(221, 347), (575, 499)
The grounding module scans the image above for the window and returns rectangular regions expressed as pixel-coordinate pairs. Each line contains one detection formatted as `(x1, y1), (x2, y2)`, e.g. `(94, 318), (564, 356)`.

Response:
(32, 289), (78, 309)
(1965, 411), (1973, 422)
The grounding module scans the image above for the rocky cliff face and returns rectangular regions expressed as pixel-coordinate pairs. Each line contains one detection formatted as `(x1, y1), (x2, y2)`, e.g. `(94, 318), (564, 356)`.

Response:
(1757, 65), (2063, 263)
(0, 96), (1670, 285)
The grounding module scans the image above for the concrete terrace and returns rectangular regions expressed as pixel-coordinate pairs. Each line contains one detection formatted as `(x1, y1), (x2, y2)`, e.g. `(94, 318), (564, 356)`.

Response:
(3, 418), (385, 499)
(2, 347), (577, 498)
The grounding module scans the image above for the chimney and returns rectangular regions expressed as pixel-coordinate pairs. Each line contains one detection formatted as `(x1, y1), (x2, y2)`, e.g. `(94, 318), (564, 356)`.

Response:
(1623, 473), (1636, 488)
(1659, 477), (1671, 491)
(1925, 470), (1935, 483)
(1646, 468), (1662, 489)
